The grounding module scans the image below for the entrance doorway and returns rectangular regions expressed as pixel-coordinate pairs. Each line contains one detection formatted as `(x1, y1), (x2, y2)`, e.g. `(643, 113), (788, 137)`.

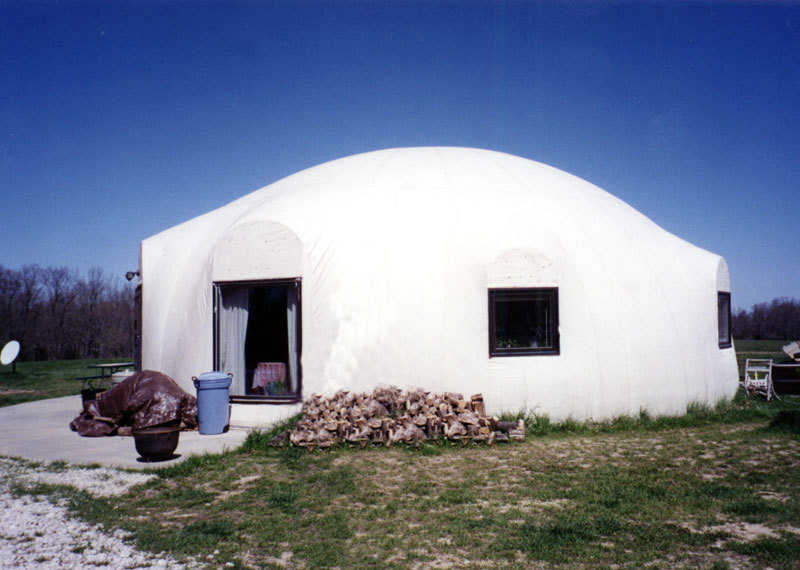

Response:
(214, 279), (301, 401)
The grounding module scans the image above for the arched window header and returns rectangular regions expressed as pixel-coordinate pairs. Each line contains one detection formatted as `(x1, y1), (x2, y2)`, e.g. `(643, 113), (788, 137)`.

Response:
(487, 249), (560, 288)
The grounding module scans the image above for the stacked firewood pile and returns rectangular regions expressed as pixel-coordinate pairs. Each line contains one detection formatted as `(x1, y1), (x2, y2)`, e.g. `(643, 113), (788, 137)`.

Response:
(271, 386), (525, 448)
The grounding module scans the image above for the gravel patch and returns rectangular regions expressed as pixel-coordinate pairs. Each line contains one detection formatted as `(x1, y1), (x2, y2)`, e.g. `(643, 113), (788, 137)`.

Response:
(0, 457), (191, 569)
(21, 467), (156, 497)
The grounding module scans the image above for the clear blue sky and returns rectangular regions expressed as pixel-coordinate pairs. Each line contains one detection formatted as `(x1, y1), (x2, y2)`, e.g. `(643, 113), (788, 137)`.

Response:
(1, 1), (798, 311)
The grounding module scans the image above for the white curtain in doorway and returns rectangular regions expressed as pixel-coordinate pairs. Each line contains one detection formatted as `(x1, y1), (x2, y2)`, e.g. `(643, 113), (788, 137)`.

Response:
(287, 284), (299, 392)
(220, 287), (249, 395)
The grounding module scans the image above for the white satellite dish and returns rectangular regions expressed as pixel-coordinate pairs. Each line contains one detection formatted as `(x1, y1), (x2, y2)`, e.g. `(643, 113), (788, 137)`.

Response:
(1, 340), (20, 366)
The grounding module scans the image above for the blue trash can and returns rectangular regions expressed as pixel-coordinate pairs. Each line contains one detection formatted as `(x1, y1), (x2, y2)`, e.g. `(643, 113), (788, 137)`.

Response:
(192, 372), (232, 435)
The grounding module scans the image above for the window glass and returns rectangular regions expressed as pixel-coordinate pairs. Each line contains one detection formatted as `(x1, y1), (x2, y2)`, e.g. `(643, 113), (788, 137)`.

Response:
(215, 280), (301, 400)
(718, 292), (731, 348)
(490, 288), (559, 356)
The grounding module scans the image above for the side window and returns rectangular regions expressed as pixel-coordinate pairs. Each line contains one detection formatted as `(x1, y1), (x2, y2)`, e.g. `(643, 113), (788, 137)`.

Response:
(718, 292), (731, 348)
(489, 288), (559, 356)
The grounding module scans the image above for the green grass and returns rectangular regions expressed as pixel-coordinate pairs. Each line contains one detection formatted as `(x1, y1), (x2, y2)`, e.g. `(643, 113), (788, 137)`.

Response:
(9, 391), (798, 569)
(494, 391), (800, 439)
(734, 339), (793, 353)
(0, 358), (130, 408)
(5, 355), (800, 568)
(766, 410), (800, 436)
(729, 534), (800, 568)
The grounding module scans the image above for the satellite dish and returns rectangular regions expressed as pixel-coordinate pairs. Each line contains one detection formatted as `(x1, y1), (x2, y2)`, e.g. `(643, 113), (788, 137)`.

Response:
(1, 340), (20, 366)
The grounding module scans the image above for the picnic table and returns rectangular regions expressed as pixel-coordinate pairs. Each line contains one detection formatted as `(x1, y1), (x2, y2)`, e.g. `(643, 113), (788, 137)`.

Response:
(77, 362), (135, 390)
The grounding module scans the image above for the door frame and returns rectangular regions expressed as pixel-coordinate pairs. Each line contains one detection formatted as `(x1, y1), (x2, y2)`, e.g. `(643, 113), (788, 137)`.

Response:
(213, 277), (302, 404)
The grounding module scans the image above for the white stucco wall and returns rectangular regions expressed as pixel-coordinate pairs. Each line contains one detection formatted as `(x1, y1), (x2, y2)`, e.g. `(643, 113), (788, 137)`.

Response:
(141, 147), (739, 421)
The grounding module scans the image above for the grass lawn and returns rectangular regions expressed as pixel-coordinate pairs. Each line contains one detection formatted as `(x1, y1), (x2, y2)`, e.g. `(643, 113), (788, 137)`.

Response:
(0, 358), (131, 408)
(5, 349), (800, 568)
(735, 340), (793, 354)
(10, 391), (799, 569)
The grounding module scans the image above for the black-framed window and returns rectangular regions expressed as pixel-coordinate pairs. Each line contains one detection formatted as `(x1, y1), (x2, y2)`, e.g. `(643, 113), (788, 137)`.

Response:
(489, 288), (559, 356)
(718, 291), (731, 349)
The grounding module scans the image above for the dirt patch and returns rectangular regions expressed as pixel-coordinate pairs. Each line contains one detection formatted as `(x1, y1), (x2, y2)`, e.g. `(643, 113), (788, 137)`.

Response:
(758, 491), (790, 502)
(258, 551), (294, 567)
(711, 522), (781, 544)
(475, 497), (572, 514)
(684, 521), (780, 542)
(213, 473), (262, 500)
(415, 552), (474, 569)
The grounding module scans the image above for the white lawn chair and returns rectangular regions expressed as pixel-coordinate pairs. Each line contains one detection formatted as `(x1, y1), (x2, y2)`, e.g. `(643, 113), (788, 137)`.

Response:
(743, 358), (778, 400)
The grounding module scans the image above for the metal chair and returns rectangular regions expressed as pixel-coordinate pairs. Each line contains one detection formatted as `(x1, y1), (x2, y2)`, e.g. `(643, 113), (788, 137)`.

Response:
(743, 358), (778, 400)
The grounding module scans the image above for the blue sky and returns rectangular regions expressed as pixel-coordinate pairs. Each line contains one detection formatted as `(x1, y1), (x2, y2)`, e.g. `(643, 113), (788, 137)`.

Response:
(1, 1), (798, 310)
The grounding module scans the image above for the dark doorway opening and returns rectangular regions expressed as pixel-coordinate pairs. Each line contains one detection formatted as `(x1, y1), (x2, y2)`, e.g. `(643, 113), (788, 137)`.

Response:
(214, 279), (301, 402)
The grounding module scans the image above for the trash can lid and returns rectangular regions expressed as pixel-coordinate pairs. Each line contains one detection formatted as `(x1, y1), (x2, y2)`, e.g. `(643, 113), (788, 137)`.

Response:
(197, 371), (230, 381)
(194, 371), (232, 390)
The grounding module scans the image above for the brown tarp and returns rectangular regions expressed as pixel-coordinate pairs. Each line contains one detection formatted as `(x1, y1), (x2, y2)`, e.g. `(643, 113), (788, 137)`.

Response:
(70, 370), (198, 437)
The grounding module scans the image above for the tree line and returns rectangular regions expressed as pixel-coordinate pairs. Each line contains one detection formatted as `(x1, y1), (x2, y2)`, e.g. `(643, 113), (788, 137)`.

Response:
(732, 297), (800, 340)
(0, 264), (135, 362)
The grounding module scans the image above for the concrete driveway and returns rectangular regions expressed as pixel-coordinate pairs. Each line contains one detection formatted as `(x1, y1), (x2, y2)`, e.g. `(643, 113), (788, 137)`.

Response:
(0, 396), (249, 470)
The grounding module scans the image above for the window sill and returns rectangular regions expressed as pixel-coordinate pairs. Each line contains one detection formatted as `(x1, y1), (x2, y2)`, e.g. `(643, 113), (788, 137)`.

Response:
(490, 349), (560, 357)
(229, 395), (302, 405)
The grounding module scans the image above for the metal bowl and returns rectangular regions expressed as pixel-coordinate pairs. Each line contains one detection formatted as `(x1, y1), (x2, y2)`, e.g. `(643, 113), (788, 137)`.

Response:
(132, 425), (180, 461)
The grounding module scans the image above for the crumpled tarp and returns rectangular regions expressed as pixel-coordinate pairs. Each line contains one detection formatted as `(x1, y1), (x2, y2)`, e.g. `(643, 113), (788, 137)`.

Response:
(70, 370), (197, 437)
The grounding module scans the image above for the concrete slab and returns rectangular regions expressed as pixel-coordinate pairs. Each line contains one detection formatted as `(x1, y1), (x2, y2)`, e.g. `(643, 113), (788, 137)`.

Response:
(0, 396), (250, 470)
(230, 401), (301, 428)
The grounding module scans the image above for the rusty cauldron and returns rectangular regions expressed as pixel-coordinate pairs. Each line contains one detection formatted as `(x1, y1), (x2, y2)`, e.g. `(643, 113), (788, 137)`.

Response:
(132, 425), (180, 461)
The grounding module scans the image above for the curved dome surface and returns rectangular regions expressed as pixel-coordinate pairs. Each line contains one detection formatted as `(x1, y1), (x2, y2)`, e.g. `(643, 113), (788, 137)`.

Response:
(141, 147), (738, 422)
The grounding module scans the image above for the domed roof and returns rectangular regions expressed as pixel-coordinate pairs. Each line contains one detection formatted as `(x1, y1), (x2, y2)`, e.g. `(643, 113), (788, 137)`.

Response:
(226, 146), (665, 246)
(202, 146), (709, 295)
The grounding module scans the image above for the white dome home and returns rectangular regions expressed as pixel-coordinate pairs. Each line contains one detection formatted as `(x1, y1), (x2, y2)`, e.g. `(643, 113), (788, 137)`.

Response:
(139, 147), (738, 426)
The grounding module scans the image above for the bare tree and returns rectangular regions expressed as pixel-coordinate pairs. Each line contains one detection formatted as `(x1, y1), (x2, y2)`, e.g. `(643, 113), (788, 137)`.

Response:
(18, 265), (43, 357)
(40, 266), (78, 359)
(732, 297), (800, 340)
(0, 266), (22, 343)
(0, 264), (135, 361)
